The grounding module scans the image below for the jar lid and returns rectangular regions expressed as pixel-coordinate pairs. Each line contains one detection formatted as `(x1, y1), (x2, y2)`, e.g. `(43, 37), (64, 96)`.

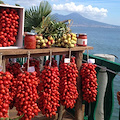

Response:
(79, 33), (87, 35)
(25, 32), (36, 35)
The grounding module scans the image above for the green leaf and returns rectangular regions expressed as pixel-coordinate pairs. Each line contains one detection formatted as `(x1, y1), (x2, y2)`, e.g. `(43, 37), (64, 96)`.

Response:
(15, 4), (20, 6)
(11, 114), (24, 120)
(5, 118), (9, 120)
(25, 1), (53, 32)
(0, 118), (4, 120)
(0, 0), (4, 4)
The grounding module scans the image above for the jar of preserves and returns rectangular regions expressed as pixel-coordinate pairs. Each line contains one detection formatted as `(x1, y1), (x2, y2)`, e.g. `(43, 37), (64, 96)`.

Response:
(24, 32), (36, 49)
(77, 33), (87, 46)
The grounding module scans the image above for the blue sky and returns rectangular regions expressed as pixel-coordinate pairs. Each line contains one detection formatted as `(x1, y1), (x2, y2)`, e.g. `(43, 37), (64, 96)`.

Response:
(2, 0), (120, 26)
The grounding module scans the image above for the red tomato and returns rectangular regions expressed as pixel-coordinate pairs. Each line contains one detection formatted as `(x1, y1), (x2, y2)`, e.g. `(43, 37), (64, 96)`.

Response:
(80, 63), (98, 103)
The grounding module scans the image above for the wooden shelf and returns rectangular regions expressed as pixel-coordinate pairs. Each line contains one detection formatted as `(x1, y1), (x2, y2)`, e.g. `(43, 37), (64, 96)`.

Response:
(0, 46), (93, 58)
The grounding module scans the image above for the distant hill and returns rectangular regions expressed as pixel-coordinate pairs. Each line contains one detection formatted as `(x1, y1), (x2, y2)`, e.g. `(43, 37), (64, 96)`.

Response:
(54, 12), (120, 28)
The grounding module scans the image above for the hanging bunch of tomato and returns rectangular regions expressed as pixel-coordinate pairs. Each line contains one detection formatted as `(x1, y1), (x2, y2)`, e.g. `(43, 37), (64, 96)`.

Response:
(9, 77), (18, 109)
(59, 57), (78, 109)
(80, 63), (98, 103)
(0, 71), (13, 118)
(6, 62), (21, 78)
(6, 62), (22, 109)
(14, 71), (40, 120)
(0, 8), (19, 47)
(38, 58), (60, 118)
(23, 59), (40, 77)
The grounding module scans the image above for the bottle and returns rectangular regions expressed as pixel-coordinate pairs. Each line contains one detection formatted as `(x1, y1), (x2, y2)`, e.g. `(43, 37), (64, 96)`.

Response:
(24, 32), (36, 49)
(77, 33), (87, 46)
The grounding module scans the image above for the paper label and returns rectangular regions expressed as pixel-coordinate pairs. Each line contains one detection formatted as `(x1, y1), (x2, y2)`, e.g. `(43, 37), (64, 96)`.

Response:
(88, 59), (95, 64)
(49, 62), (51, 67)
(77, 39), (87, 45)
(64, 58), (70, 63)
(27, 66), (35, 72)
(12, 58), (16, 63)
(0, 66), (3, 72)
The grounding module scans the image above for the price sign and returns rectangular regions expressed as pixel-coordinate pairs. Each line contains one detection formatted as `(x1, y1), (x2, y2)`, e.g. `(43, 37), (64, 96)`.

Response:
(64, 58), (70, 63)
(27, 66), (35, 72)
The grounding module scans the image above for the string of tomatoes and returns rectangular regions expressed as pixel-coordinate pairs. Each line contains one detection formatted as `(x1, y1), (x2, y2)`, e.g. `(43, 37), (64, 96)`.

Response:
(80, 63), (98, 103)
(0, 72), (13, 118)
(59, 57), (78, 109)
(14, 71), (40, 120)
(38, 58), (60, 118)
(0, 56), (98, 119)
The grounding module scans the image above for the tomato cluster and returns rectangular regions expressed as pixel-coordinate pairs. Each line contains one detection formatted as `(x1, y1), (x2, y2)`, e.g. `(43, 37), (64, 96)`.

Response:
(0, 72), (13, 118)
(0, 8), (19, 47)
(6, 62), (22, 109)
(23, 59), (40, 77)
(59, 57), (78, 109)
(9, 77), (17, 109)
(38, 59), (60, 117)
(80, 63), (98, 103)
(6, 62), (21, 78)
(14, 71), (40, 120)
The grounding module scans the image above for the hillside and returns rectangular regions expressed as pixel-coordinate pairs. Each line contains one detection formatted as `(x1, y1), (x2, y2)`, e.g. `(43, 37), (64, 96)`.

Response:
(54, 12), (120, 28)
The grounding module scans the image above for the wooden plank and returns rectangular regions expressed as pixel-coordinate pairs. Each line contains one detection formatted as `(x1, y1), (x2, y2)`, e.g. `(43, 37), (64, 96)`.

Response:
(0, 53), (2, 66)
(75, 51), (84, 120)
(58, 104), (65, 120)
(0, 46), (93, 57)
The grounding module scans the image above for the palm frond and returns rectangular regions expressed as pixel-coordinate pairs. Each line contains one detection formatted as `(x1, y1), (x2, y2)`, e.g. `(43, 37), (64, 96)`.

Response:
(24, 1), (53, 32)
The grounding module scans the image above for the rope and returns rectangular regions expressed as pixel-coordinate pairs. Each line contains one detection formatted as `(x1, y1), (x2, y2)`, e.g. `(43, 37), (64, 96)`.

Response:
(82, 59), (120, 76)
(87, 48), (89, 63)
(0, 53), (2, 66)
(69, 48), (71, 59)
(0, 53), (3, 72)
(27, 51), (30, 71)
(49, 50), (52, 67)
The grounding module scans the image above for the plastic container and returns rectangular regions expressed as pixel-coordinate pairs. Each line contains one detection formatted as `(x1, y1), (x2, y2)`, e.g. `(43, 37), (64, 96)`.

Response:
(77, 33), (87, 46)
(24, 32), (36, 49)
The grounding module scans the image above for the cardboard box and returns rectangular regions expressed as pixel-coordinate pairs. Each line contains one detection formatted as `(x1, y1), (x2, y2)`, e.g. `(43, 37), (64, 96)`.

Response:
(0, 4), (24, 49)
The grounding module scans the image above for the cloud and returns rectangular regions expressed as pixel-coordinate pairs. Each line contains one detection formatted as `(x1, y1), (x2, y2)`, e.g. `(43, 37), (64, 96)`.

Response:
(14, 0), (42, 8)
(51, 0), (58, 1)
(65, 0), (70, 2)
(53, 2), (108, 20)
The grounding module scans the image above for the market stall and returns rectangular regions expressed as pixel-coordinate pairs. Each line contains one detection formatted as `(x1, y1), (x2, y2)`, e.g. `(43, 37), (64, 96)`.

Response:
(0, 46), (93, 120)
(0, 2), (95, 120)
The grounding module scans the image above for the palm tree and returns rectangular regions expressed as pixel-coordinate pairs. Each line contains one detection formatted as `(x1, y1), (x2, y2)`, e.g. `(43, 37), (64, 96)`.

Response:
(15, 4), (20, 6)
(24, 1), (53, 32)
(25, 0), (69, 39)
(0, 0), (4, 4)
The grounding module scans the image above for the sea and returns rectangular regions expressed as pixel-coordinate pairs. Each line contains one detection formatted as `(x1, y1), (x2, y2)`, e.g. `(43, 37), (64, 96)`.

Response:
(71, 26), (120, 120)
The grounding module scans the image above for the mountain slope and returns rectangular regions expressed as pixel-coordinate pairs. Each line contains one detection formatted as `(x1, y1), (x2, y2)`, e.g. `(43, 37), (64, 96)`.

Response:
(54, 12), (120, 28)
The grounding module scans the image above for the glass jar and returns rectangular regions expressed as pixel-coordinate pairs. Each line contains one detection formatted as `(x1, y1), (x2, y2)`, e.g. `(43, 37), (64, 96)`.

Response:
(77, 33), (87, 46)
(24, 32), (36, 49)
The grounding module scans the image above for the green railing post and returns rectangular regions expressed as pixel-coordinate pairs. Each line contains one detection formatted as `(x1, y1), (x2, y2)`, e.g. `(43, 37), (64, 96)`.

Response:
(104, 72), (116, 120)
